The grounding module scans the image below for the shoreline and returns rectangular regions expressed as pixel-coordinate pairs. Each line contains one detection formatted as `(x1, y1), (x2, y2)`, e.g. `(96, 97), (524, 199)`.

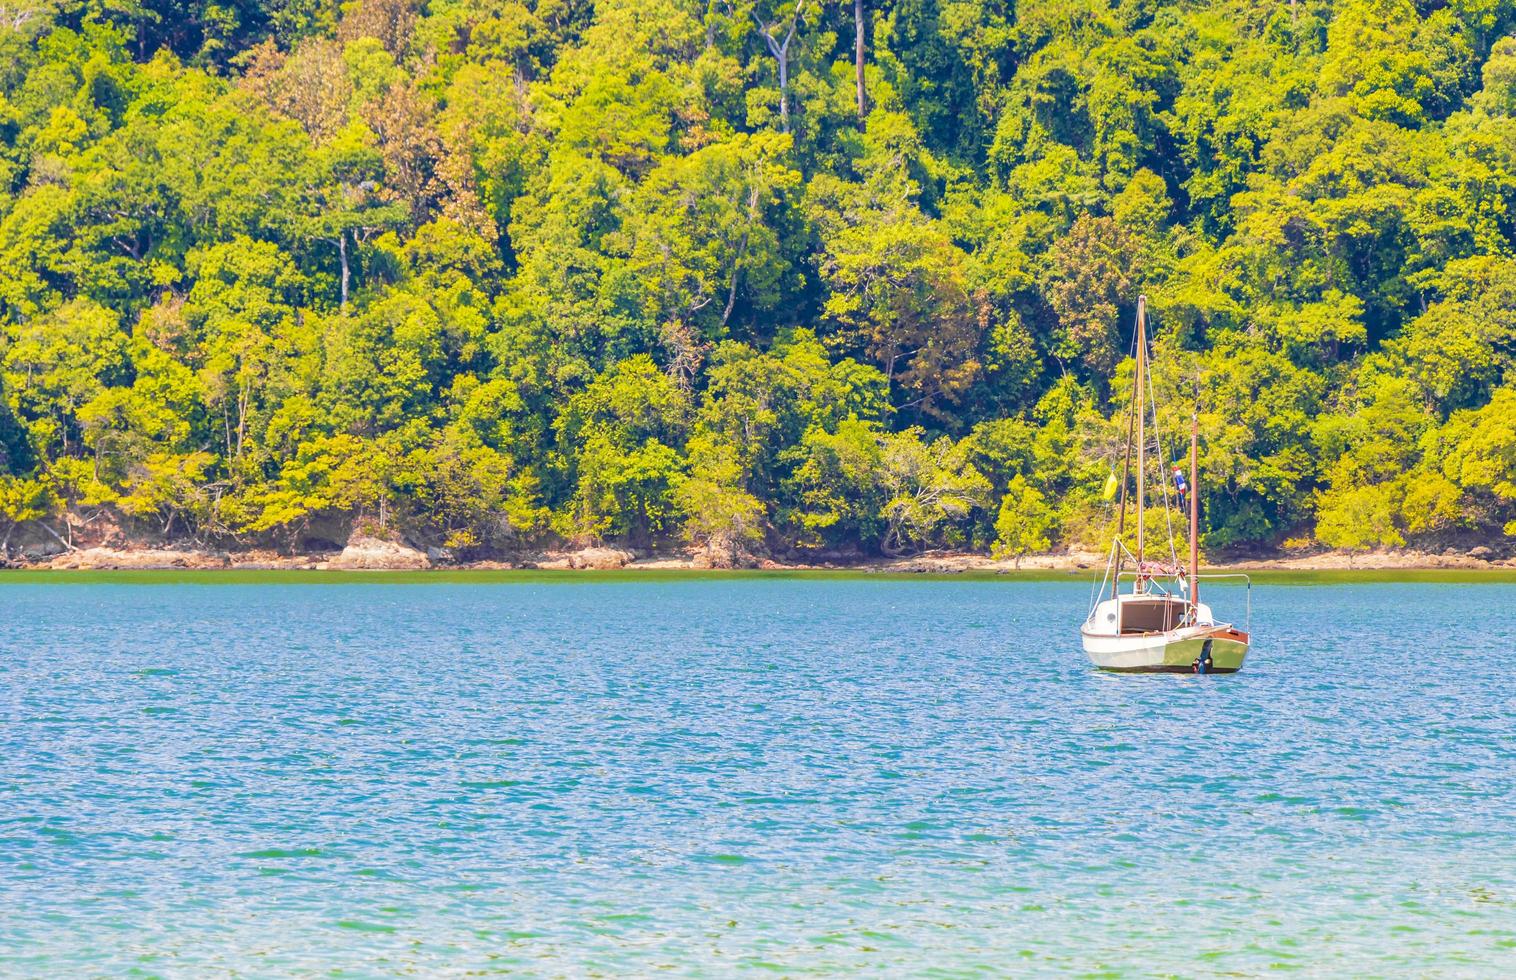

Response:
(5, 544), (1513, 576)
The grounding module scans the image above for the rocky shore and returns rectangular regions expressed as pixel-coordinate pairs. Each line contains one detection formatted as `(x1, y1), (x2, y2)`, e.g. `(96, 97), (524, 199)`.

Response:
(16, 536), (1514, 573)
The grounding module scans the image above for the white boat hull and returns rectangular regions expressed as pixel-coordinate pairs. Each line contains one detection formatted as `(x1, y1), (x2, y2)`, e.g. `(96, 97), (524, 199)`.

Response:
(1080, 624), (1250, 673)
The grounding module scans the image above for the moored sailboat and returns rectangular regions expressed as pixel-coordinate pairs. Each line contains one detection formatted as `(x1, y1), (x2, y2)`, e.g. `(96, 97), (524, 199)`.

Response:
(1080, 296), (1252, 673)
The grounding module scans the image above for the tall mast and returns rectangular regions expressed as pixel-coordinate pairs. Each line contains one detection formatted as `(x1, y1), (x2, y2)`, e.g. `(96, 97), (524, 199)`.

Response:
(1135, 295), (1146, 592)
(1189, 408), (1200, 618)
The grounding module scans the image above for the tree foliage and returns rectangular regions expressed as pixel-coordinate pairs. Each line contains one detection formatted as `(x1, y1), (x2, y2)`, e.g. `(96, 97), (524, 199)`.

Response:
(2, 0), (1515, 559)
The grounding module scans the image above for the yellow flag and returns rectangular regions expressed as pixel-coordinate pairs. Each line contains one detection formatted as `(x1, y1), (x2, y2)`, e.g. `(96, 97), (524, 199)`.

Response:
(1102, 470), (1119, 501)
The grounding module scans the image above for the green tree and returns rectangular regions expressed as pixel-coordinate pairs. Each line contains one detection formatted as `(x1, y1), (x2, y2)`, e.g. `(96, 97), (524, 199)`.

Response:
(993, 473), (1056, 567)
(677, 437), (766, 565)
(3, 298), (129, 458)
(877, 427), (990, 554)
(1315, 482), (1406, 564)
(554, 356), (689, 546)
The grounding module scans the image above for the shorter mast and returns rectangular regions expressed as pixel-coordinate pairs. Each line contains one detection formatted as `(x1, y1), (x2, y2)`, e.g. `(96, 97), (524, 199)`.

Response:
(1189, 409), (1200, 619)
(1135, 295), (1147, 593)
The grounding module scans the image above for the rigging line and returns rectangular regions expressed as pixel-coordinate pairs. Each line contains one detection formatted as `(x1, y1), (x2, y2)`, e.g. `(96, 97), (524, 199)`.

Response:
(1088, 537), (1115, 619)
(1144, 346), (1182, 569)
(1110, 307), (1141, 605)
(1136, 319), (1173, 564)
(1114, 535), (1177, 598)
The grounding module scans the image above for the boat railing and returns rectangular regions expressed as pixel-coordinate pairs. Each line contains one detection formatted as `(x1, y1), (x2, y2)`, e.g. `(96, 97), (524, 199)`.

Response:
(1106, 570), (1252, 633)
(1194, 573), (1251, 633)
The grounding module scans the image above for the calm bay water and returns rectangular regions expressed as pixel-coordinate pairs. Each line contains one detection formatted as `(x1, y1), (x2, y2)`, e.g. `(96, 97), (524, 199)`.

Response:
(1, 575), (1513, 975)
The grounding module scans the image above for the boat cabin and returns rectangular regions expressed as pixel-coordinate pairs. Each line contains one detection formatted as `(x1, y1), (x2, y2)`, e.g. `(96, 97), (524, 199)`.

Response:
(1084, 594), (1214, 637)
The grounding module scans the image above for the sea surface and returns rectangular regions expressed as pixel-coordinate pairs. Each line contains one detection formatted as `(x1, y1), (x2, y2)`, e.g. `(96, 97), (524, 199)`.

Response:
(1, 573), (1513, 975)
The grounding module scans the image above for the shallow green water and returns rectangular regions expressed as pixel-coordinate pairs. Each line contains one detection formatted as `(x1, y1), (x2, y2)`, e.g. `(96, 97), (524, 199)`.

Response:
(1, 576), (1513, 974)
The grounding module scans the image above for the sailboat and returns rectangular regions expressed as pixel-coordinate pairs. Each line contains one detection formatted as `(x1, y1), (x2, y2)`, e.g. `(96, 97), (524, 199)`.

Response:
(1080, 296), (1252, 674)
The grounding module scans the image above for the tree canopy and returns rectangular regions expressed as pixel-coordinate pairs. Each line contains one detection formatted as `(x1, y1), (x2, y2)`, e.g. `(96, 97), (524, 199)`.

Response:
(3, 0), (1516, 559)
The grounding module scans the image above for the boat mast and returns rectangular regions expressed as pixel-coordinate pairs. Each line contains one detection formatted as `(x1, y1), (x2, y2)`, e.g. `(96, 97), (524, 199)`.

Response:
(1189, 408), (1200, 619)
(1135, 295), (1146, 594)
(1112, 343), (1137, 601)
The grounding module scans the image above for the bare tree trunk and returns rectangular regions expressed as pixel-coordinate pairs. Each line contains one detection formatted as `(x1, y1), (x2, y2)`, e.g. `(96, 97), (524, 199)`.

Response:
(777, 50), (790, 132)
(722, 259), (743, 327)
(337, 231), (350, 310)
(722, 187), (760, 328)
(756, 1), (806, 134)
(236, 383), (248, 459)
(39, 522), (76, 553)
(855, 0), (866, 117)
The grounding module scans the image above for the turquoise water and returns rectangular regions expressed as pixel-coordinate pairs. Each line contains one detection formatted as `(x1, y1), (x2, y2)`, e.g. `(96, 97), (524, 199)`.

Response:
(1, 577), (1513, 974)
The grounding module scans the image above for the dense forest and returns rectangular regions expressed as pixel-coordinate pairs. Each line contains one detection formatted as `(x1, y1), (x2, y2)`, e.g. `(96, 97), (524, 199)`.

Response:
(1, 0), (1515, 562)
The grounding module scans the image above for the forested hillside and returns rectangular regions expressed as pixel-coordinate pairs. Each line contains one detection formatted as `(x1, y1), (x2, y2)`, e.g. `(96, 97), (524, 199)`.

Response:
(2, 0), (1515, 562)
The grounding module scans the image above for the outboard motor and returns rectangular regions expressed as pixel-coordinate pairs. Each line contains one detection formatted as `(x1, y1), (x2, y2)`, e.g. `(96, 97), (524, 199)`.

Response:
(1192, 639), (1214, 674)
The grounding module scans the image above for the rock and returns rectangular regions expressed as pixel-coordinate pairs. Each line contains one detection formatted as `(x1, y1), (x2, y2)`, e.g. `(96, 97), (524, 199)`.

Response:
(47, 547), (228, 570)
(425, 546), (453, 563)
(691, 549), (760, 570)
(1468, 546), (1494, 561)
(567, 546), (634, 570)
(46, 548), (101, 569)
(329, 534), (431, 570)
(20, 540), (65, 560)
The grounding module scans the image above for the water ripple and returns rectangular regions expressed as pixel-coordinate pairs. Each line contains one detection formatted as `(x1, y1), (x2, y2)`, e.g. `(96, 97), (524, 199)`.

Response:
(0, 578), (1513, 973)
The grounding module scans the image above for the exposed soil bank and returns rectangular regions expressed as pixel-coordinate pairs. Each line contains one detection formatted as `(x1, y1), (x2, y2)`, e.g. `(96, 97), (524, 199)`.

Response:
(13, 544), (1514, 573)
